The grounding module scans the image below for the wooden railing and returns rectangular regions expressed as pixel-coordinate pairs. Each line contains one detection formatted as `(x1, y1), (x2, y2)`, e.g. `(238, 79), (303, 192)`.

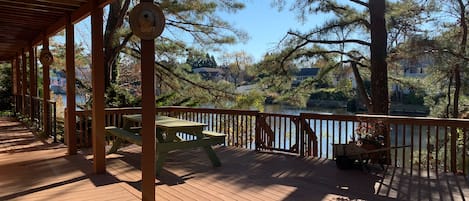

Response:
(72, 106), (469, 175)
(301, 113), (469, 175)
(14, 95), (57, 142)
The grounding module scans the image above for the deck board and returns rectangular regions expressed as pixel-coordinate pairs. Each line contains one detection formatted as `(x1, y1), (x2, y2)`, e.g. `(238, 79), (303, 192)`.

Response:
(0, 118), (141, 201)
(1, 117), (468, 200)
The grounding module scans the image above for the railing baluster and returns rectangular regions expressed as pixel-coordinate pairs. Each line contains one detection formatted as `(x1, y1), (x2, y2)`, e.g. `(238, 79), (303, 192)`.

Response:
(326, 120), (329, 159)
(411, 124), (414, 172)
(427, 126), (430, 177)
(419, 125), (422, 175)
(463, 128), (467, 175)
(319, 119), (322, 158)
(435, 126), (439, 175)
(444, 126), (448, 172)
(402, 124), (406, 169)
(394, 123), (398, 167)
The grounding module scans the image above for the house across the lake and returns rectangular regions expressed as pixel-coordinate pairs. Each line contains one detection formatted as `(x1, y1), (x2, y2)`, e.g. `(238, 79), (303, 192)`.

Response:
(193, 67), (226, 81)
(292, 67), (320, 87)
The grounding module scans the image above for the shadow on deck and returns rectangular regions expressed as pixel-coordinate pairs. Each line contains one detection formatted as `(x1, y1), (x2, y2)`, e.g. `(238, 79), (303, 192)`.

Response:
(100, 142), (469, 201)
(1, 117), (467, 201)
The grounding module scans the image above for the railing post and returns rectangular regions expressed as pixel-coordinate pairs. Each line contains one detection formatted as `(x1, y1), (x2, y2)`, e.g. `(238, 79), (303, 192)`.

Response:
(255, 111), (260, 151)
(52, 101), (57, 143)
(451, 127), (457, 173)
(299, 114), (305, 157)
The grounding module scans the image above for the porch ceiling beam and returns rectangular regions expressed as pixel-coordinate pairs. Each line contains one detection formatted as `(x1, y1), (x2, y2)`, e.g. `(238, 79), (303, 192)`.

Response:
(32, 0), (113, 46)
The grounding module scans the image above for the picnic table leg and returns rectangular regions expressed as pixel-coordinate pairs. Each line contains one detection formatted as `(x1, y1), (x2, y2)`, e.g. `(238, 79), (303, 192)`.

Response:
(108, 138), (123, 154)
(203, 146), (221, 167)
(155, 151), (168, 176)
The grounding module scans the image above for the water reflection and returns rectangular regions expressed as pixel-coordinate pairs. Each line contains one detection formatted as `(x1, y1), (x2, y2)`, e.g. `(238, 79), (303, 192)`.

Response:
(264, 104), (351, 115)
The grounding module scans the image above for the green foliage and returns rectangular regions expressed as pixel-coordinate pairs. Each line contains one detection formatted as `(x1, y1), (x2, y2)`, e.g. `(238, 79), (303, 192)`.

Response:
(402, 91), (425, 105)
(0, 63), (12, 111)
(231, 91), (265, 111)
(309, 88), (350, 102)
(105, 84), (141, 107)
(186, 51), (218, 69)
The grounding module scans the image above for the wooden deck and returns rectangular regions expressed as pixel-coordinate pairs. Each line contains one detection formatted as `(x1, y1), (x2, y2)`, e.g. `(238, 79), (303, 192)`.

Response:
(1, 117), (468, 201)
(0, 118), (141, 201)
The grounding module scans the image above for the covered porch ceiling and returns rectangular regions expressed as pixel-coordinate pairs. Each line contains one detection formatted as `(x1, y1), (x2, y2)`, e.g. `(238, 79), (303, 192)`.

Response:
(0, 0), (112, 61)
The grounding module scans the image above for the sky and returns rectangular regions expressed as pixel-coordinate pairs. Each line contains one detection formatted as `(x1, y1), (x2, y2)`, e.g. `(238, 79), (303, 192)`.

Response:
(68, 1), (329, 63)
(217, 0), (326, 62)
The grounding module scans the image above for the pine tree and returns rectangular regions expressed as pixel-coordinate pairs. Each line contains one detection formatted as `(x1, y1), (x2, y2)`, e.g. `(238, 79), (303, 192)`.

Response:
(265, 0), (429, 114)
(100, 0), (247, 106)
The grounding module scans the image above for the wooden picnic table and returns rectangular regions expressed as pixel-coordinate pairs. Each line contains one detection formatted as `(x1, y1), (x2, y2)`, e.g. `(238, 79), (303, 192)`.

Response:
(121, 114), (224, 175)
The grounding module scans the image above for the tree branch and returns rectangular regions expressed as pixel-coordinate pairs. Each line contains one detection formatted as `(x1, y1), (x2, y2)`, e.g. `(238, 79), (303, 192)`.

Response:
(349, 0), (369, 8)
(288, 31), (371, 46)
(128, 48), (237, 99)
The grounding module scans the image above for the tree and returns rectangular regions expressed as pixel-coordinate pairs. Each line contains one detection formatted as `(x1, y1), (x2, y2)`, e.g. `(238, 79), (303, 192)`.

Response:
(437, 0), (468, 118)
(102, 0), (247, 106)
(185, 51), (218, 69)
(221, 51), (254, 86)
(266, 0), (433, 114)
(0, 62), (12, 111)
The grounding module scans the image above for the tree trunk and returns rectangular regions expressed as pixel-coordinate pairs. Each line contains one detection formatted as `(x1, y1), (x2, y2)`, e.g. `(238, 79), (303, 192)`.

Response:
(351, 62), (372, 111)
(103, 0), (130, 90)
(369, 0), (389, 115)
(453, 0), (467, 118)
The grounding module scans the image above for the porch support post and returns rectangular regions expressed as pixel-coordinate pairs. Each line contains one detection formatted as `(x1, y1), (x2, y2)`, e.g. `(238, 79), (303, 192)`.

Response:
(10, 58), (16, 115)
(11, 58), (16, 103)
(11, 58), (15, 96)
(15, 53), (21, 114)
(140, 1), (157, 200)
(42, 36), (51, 137)
(91, 0), (106, 174)
(29, 45), (36, 122)
(65, 14), (77, 155)
(141, 40), (156, 200)
(21, 49), (27, 115)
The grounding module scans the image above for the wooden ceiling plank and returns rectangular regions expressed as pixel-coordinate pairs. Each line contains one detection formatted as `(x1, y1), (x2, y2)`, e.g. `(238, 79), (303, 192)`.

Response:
(32, 0), (114, 45)
(0, 17), (54, 27)
(0, 0), (114, 60)
(0, 3), (66, 15)
(36, 0), (85, 7)
(2, 0), (79, 11)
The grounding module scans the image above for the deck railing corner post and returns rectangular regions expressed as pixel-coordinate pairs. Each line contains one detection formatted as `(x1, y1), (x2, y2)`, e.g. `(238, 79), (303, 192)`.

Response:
(299, 114), (305, 157)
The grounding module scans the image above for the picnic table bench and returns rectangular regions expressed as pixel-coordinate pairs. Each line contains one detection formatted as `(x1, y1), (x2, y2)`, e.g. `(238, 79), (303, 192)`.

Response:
(105, 115), (226, 175)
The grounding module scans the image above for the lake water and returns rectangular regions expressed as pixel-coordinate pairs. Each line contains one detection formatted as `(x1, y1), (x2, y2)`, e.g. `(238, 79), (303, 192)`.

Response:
(263, 104), (351, 115)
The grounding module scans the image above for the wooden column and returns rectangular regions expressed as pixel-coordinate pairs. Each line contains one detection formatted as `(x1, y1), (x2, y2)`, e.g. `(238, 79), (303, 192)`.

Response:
(21, 49), (27, 115)
(29, 46), (36, 122)
(141, 40), (156, 200)
(42, 37), (51, 137)
(91, 0), (106, 174)
(140, 1), (157, 200)
(65, 15), (77, 155)
(11, 58), (16, 96)
(15, 53), (21, 114)
(10, 58), (16, 114)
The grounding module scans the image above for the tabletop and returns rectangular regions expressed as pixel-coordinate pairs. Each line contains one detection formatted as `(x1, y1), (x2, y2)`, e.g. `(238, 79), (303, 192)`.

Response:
(122, 114), (206, 129)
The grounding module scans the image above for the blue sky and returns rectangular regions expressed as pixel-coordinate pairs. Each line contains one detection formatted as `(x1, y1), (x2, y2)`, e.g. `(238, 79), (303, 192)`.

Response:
(218, 0), (326, 62)
(69, 1), (329, 63)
